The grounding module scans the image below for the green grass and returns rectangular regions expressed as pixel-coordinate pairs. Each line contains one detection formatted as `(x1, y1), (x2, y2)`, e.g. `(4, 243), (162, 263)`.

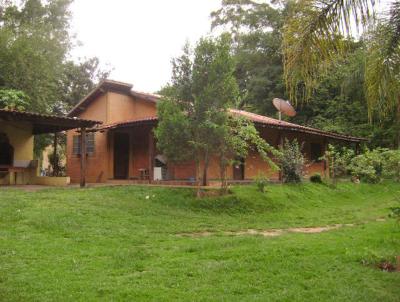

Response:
(0, 182), (399, 301)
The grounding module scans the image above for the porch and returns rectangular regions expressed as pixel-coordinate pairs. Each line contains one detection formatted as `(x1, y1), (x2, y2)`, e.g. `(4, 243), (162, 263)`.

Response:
(0, 109), (100, 187)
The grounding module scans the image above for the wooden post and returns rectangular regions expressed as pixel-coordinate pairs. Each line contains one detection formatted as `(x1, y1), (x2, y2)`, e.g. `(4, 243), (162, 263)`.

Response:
(148, 129), (154, 184)
(278, 132), (283, 182)
(355, 142), (360, 155)
(323, 137), (328, 178)
(80, 128), (87, 188)
(53, 132), (58, 176)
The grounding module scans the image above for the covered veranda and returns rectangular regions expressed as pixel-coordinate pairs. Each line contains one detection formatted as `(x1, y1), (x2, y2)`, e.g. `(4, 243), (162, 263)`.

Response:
(0, 109), (100, 187)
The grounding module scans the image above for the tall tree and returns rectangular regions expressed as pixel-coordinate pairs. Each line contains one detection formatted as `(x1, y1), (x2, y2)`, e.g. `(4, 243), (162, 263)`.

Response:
(211, 0), (287, 115)
(0, 0), (109, 114)
(156, 35), (239, 187)
(156, 35), (278, 191)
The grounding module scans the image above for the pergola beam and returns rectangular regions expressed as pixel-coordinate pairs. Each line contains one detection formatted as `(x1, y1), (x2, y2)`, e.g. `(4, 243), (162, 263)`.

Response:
(80, 127), (87, 187)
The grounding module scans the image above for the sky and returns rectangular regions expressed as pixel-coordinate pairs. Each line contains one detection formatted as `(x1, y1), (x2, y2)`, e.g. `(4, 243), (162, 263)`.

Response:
(70, 0), (222, 93)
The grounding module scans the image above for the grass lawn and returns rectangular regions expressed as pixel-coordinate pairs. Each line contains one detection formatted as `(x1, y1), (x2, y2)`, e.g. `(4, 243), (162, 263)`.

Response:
(0, 182), (399, 301)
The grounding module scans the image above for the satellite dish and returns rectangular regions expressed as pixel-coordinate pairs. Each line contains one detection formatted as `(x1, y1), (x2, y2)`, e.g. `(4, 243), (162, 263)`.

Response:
(272, 98), (296, 120)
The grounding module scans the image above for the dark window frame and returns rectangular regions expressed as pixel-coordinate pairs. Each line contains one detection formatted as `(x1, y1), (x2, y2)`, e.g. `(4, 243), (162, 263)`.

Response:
(72, 133), (95, 156)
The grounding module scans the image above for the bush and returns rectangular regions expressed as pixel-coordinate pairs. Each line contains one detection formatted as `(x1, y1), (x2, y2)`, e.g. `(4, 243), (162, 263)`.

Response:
(280, 139), (304, 183)
(349, 148), (385, 183)
(381, 150), (400, 182)
(310, 173), (323, 183)
(323, 145), (354, 181)
(254, 173), (268, 192)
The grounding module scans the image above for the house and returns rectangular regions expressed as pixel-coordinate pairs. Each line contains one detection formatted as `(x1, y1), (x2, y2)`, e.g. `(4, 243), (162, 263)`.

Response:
(66, 80), (365, 184)
(0, 109), (99, 186)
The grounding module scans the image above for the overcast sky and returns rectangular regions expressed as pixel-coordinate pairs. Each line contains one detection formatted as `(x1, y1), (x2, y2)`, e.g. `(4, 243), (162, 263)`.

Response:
(70, 0), (392, 94)
(70, 0), (221, 93)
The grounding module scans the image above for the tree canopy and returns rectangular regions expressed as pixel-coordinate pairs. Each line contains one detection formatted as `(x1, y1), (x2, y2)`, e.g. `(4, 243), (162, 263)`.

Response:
(156, 34), (278, 190)
(0, 0), (109, 114)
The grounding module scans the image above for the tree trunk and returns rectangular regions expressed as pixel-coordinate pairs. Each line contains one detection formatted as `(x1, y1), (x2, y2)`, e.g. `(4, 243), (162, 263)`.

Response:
(219, 156), (228, 193)
(202, 149), (209, 186)
(397, 98), (400, 149)
(195, 159), (202, 198)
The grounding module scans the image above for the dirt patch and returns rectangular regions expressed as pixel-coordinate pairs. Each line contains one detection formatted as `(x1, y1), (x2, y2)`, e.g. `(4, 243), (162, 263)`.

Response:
(287, 225), (342, 233)
(176, 218), (388, 239)
(177, 231), (214, 238)
(226, 229), (283, 237)
(177, 224), (348, 238)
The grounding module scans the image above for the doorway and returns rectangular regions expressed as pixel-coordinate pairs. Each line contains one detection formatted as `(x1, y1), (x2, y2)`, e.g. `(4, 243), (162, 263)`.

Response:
(233, 157), (245, 180)
(0, 133), (13, 166)
(113, 132), (130, 179)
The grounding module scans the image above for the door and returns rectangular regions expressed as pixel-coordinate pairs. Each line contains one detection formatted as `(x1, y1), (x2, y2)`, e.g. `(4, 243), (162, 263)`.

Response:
(113, 132), (130, 179)
(233, 157), (245, 180)
(0, 133), (13, 166)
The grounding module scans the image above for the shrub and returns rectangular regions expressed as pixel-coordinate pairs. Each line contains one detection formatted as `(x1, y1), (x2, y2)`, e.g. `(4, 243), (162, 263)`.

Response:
(323, 144), (354, 181)
(349, 148), (385, 183)
(254, 173), (268, 192)
(381, 150), (400, 182)
(389, 206), (400, 222)
(280, 139), (304, 183)
(310, 173), (323, 183)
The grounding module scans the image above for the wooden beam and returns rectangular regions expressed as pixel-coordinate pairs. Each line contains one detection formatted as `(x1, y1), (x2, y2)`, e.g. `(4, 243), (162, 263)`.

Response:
(278, 132), (284, 182)
(53, 132), (58, 176)
(323, 137), (328, 179)
(148, 129), (154, 183)
(80, 128), (87, 187)
(355, 142), (360, 155)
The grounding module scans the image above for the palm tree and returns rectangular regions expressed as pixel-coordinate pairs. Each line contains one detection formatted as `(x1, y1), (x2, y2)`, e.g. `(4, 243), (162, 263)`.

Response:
(283, 0), (400, 146)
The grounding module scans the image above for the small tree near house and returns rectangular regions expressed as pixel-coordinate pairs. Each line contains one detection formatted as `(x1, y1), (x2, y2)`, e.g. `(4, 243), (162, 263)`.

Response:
(155, 34), (280, 193)
(280, 139), (305, 183)
(156, 34), (239, 188)
(216, 116), (280, 191)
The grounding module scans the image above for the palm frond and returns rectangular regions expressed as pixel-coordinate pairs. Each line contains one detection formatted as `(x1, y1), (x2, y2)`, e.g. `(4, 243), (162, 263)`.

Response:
(283, 0), (375, 103)
(365, 18), (400, 121)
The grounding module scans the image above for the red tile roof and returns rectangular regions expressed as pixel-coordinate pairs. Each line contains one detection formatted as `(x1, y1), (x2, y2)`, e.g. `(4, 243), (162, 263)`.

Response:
(229, 109), (366, 142)
(91, 116), (158, 132)
(0, 109), (101, 134)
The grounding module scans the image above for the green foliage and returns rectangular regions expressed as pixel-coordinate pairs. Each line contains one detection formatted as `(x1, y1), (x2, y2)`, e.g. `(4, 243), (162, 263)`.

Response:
(254, 172), (268, 193)
(157, 34), (279, 189)
(0, 0), (109, 114)
(310, 173), (323, 183)
(323, 144), (355, 180)
(154, 97), (193, 163)
(381, 149), (400, 182)
(211, 1), (286, 114)
(280, 139), (304, 183)
(217, 115), (280, 189)
(59, 58), (110, 110)
(211, 1), (399, 148)
(158, 35), (249, 187)
(281, 0), (400, 147)
(0, 0), (109, 158)
(282, 0), (374, 103)
(0, 89), (29, 110)
(349, 148), (386, 183)
(389, 205), (400, 222)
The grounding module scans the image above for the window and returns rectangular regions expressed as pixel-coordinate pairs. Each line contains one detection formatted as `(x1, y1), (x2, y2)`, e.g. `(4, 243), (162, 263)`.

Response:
(72, 133), (95, 155)
(310, 143), (323, 162)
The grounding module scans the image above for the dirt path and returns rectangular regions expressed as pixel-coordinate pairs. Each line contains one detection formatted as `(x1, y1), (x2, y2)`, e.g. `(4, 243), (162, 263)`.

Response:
(177, 219), (385, 238)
